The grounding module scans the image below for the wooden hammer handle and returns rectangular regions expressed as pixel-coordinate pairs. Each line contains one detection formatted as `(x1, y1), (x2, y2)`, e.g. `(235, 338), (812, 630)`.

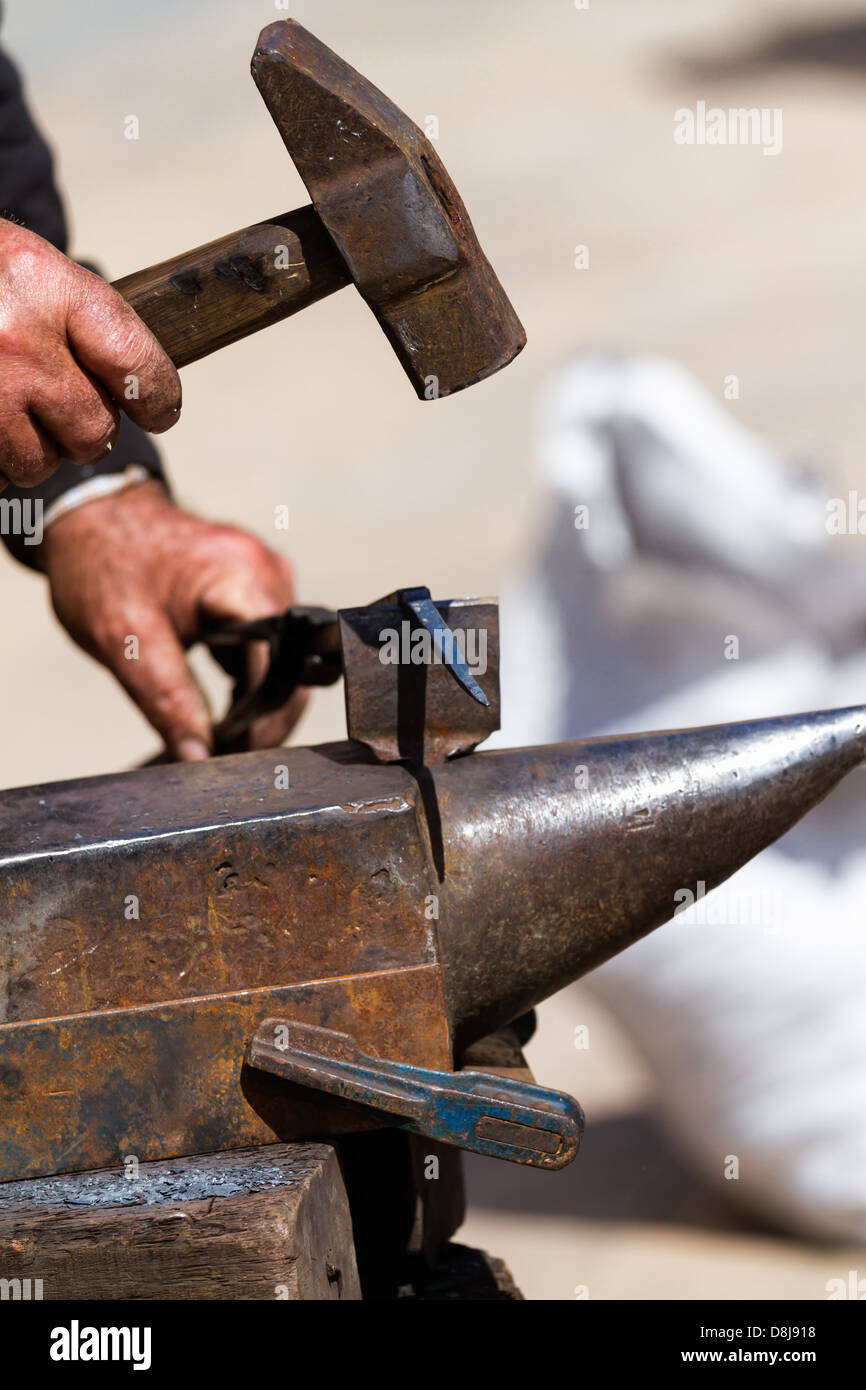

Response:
(111, 205), (351, 369)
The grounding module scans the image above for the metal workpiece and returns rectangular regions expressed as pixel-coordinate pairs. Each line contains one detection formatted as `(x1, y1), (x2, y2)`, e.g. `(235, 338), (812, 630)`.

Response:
(339, 593), (500, 765)
(432, 705), (866, 1048)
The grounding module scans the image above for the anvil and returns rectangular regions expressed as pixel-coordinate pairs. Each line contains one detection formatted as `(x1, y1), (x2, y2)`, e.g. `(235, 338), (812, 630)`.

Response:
(0, 589), (863, 1182)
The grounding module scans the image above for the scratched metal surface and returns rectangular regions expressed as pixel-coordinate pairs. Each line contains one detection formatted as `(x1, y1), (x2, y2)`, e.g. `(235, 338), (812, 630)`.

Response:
(0, 739), (451, 1180)
(0, 965), (450, 1181)
(432, 706), (866, 1048)
(0, 743), (436, 1024)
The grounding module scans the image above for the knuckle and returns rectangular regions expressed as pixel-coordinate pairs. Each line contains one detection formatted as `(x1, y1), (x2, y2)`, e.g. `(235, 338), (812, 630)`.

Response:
(108, 308), (179, 405)
(5, 240), (56, 290)
(213, 526), (269, 568)
(48, 369), (119, 460)
(233, 530), (269, 565)
(69, 410), (119, 463)
(147, 684), (199, 736)
(1, 227), (68, 324)
(103, 314), (153, 379)
(4, 447), (57, 487)
(92, 613), (132, 657)
(93, 597), (155, 655)
(270, 550), (296, 594)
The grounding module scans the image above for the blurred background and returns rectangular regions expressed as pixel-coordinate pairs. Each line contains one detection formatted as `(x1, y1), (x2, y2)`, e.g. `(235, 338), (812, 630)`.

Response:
(4, 0), (866, 1297)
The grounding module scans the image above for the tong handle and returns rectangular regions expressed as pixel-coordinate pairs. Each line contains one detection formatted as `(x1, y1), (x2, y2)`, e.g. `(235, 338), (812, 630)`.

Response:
(203, 606), (341, 750)
(247, 1018), (583, 1170)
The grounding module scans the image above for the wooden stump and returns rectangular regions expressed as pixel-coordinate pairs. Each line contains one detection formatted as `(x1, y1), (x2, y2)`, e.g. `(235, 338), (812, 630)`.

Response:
(0, 1142), (360, 1300)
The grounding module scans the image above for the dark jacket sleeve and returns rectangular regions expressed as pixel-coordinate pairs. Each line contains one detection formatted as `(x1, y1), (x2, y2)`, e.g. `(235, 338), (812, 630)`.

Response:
(0, 16), (66, 249)
(0, 7), (168, 567)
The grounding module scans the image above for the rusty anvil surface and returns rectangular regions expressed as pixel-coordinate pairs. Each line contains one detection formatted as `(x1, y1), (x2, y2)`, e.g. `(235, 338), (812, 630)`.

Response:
(0, 744), (450, 1181)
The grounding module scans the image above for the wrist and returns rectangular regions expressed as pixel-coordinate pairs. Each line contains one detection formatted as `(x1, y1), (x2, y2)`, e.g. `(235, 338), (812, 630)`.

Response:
(1, 405), (171, 570)
(39, 477), (172, 573)
(42, 462), (153, 527)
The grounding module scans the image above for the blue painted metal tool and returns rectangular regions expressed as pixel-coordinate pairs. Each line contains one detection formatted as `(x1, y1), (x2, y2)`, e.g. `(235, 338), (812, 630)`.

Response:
(247, 1018), (584, 1169)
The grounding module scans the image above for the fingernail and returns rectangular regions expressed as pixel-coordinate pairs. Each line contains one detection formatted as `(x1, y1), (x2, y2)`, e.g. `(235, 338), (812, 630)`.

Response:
(176, 736), (210, 762)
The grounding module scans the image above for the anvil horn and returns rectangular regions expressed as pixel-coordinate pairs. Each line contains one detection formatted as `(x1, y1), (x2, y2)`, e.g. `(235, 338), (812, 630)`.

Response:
(432, 705), (866, 1047)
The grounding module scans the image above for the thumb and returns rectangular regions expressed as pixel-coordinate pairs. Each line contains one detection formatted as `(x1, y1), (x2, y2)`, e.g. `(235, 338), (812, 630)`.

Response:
(102, 607), (213, 761)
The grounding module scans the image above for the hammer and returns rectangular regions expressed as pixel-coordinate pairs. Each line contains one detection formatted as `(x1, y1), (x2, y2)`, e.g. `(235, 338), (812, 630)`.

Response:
(112, 21), (525, 399)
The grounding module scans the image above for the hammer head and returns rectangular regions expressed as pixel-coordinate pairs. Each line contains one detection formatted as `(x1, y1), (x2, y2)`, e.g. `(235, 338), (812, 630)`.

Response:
(252, 21), (526, 398)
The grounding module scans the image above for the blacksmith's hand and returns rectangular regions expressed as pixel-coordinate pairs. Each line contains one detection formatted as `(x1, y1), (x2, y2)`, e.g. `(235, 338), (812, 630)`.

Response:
(0, 220), (181, 488)
(39, 479), (306, 760)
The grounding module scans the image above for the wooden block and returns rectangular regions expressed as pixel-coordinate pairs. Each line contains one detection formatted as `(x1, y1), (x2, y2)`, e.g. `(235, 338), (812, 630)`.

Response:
(0, 1143), (360, 1301)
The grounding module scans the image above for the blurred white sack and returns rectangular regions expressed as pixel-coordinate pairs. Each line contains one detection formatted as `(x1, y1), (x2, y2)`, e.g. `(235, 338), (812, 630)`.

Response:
(498, 354), (866, 1242)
